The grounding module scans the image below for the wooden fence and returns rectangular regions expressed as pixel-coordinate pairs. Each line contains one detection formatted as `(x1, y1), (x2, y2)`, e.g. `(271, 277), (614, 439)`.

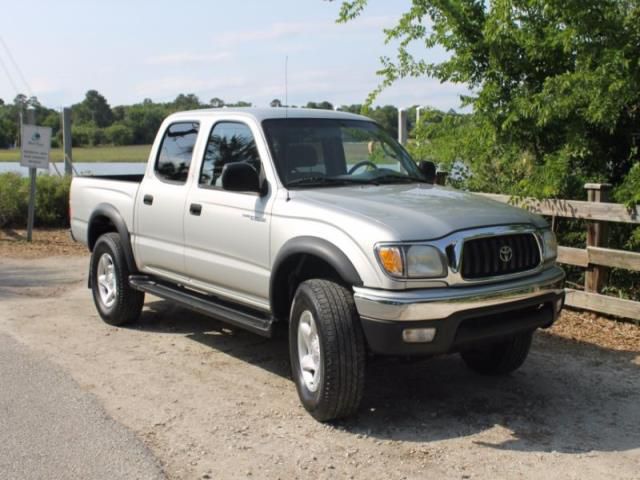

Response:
(473, 183), (640, 321)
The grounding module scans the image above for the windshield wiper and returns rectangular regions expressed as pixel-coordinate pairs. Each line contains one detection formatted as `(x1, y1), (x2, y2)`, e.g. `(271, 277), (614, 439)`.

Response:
(366, 174), (426, 185)
(286, 176), (366, 188)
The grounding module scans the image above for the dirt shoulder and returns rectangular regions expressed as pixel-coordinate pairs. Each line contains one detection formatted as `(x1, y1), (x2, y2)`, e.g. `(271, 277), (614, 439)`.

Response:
(0, 228), (87, 258)
(0, 254), (638, 479)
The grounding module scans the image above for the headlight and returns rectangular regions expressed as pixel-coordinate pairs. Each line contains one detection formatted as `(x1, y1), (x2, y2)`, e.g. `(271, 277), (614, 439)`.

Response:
(406, 245), (446, 277)
(542, 230), (558, 261)
(376, 244), (446, 279)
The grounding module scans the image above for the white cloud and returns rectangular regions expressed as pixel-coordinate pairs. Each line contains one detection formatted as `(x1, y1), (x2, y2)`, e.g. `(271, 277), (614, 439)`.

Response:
(213, 15), (396, 47)
(145, 51), (232, 65)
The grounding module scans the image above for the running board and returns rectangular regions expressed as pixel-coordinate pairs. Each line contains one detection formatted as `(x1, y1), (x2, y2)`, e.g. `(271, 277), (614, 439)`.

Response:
(129, 275), (274, 337)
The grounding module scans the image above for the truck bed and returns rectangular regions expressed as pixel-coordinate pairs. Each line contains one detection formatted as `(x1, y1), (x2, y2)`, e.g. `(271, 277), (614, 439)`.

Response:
(70, 175), (141, 248)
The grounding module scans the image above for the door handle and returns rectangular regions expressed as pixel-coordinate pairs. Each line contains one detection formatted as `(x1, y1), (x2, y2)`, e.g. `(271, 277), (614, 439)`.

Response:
(143, 194), (154, 205)
(189, 203), (203, 216)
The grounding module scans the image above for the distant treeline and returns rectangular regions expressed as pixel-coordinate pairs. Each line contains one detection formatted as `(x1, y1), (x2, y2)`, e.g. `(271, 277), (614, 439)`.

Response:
(0, 91), (434, 148)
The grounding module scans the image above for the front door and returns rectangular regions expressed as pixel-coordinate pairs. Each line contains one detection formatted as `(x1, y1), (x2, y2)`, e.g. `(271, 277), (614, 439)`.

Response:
(184, 121), (272, 310)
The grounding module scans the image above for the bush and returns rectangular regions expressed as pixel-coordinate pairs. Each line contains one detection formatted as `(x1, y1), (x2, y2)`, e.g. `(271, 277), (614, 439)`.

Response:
(0, 172), (27, 227)
(0, 172), (70, 228)
(105, 123), (133, 146)
(72, 124), (106, 146)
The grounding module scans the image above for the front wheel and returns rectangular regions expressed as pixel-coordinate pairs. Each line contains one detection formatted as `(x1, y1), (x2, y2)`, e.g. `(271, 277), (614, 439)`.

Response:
(460, 331), (533, 375)
(289, 279), (366, 421)
(90, 232), (144, 326)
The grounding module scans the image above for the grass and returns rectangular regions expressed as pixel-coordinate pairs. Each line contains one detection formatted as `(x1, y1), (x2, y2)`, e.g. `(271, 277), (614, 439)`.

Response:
(0, 144), (151, 163)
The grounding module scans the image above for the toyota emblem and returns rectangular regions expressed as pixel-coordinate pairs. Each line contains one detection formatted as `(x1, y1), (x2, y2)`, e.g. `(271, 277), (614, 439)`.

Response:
(499, 245), (513, 263)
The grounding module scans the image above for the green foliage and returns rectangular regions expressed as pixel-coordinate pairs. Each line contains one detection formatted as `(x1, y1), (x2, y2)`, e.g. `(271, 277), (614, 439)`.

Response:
(338, 0), (640, 199)
(104, 123), (134, 146)
(306, 101), (335, 110)
(615, 161), (640, 207)
(73, 90), (114, 127)
(0, 173), (70, 228)
(0, 172), (27, 227)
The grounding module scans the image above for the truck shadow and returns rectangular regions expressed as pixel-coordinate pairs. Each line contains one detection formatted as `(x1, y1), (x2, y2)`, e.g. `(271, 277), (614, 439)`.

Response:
(134, 299), (640, 455)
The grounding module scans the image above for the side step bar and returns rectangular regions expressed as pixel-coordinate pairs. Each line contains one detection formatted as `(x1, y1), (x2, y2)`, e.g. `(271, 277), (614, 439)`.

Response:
(129, 275), (274, 337)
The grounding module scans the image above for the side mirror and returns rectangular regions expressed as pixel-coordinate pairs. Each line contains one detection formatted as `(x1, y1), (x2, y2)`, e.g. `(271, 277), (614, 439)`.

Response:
(221, 162), (264, 195)
(418, 160), (436, 184)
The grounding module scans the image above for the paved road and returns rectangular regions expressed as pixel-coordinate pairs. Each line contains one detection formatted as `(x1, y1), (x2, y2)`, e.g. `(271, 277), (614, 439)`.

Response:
(0, 332), (164, 480)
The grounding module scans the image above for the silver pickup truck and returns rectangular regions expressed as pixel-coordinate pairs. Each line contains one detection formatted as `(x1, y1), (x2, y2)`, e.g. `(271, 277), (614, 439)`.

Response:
(70, 108), (565, 421)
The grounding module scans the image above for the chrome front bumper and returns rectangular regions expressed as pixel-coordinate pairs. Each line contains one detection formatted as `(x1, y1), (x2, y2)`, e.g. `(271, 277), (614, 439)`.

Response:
(354, 266), (565, 322)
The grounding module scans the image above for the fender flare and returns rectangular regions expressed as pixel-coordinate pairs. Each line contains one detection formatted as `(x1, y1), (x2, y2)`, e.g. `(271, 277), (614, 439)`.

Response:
(88, 203), (137, 273)
(269, 236), (363, 318)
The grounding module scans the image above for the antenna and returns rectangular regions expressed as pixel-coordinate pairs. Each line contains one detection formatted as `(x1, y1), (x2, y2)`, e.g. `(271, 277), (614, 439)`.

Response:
(285, 55), (289, 118)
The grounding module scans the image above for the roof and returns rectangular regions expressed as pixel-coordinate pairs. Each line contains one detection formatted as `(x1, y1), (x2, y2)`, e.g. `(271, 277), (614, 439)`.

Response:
(167, 107), (371, 123)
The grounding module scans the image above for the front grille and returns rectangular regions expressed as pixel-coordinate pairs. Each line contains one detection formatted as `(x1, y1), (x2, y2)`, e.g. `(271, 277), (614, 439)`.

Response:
(461, 233), (540, 279)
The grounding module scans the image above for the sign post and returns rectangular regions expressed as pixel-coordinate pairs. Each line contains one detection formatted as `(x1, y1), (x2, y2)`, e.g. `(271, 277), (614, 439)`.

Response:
(20, 116), (51, 242)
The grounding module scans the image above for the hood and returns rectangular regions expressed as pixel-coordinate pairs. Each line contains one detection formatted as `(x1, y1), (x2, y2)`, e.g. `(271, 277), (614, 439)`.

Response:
(292, 183), (547, 240)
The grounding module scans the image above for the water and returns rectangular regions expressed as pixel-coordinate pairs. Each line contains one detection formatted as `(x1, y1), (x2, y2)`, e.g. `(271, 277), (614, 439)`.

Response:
(0, 162), (146, 177)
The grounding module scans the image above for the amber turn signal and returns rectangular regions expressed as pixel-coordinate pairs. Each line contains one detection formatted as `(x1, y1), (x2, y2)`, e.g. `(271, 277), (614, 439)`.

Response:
(377, 246), (403, 276)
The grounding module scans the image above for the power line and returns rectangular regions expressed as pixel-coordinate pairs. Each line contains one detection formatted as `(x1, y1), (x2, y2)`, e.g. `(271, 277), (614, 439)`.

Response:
(0, 52), (20, 96)
(0, 35), (33, 97)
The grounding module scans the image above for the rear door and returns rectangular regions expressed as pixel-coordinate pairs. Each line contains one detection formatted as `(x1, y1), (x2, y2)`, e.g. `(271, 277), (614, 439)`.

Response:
(134, 121), (200, 278)
(184, 120), (274, 309)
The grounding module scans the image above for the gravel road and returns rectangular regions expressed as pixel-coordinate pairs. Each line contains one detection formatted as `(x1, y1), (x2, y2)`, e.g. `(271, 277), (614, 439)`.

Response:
(0, 255), (638, 479)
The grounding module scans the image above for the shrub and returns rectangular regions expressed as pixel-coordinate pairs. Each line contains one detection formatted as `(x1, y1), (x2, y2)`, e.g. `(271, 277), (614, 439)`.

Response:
(0, 172), (70, 228)
(105, 123), (133, 146)
(0, 172), (27, 227)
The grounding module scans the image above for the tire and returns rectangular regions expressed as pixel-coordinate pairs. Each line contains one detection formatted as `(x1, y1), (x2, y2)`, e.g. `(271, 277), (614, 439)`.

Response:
(289, 279), (366, 422)
(460, 331), (533, 375)
(90, 232), (144, 326)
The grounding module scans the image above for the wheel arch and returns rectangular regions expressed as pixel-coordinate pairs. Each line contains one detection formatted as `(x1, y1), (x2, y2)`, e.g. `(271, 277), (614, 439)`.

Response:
(269, 236), (363, 321)
(88, 204), (137, 273)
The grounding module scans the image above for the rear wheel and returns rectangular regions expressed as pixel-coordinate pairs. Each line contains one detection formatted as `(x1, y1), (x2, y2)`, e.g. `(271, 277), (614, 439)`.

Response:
(460, 331), (533, 375)
(90, 232), (144, 326)
(289, 279), (366, 421)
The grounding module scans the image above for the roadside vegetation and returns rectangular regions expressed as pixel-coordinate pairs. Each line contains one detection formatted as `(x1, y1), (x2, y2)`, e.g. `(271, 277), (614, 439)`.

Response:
(0, 173), (69, 228)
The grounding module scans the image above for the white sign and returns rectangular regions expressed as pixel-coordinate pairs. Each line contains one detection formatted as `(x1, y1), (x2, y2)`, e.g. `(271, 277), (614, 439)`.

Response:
(21, 125), (52, 169)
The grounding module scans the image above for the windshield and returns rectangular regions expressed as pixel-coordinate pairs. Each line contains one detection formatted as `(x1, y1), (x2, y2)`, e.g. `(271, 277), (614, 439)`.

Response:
(262, 118), (424, 188)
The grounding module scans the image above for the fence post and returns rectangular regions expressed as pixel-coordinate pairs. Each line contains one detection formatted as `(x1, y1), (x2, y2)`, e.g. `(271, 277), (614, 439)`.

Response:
(584, 183), (611, 292)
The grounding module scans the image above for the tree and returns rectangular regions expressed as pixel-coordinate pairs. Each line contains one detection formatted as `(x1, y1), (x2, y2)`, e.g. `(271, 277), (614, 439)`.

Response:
(270, 98), (282, 108)
(172, 93), (201, 111)
(73, 90), (114, 128)
(306, 101), (334, 110)
(337, 0), (640, 202)
(210, 97), (225, 108)
(105, 123), (134, 145)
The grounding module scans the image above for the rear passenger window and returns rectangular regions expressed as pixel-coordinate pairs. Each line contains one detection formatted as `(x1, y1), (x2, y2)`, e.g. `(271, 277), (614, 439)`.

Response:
(156, 122), (199, 183)
(199, 122), (261, 188)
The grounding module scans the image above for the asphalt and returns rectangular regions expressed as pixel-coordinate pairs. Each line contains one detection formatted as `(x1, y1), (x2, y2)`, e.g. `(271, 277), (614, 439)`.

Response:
(0, 333), (165, 480)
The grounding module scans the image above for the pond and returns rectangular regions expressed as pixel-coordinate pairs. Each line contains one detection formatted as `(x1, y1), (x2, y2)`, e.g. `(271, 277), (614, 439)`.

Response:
(0, 162), (146, 177)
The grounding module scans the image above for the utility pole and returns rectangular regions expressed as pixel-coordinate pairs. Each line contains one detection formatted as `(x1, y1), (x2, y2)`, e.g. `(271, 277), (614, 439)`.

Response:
(25, 107), (36, 242)
(398, 109), (408, 145)
(62, 107), (72, 175)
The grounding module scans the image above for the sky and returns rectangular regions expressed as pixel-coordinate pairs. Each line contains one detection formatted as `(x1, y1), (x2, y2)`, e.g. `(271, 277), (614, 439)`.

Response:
(0, 0), (469, 111)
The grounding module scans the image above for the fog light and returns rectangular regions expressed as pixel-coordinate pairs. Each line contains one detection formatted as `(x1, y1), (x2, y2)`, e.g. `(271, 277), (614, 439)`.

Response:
(402, 327), (436, 343)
